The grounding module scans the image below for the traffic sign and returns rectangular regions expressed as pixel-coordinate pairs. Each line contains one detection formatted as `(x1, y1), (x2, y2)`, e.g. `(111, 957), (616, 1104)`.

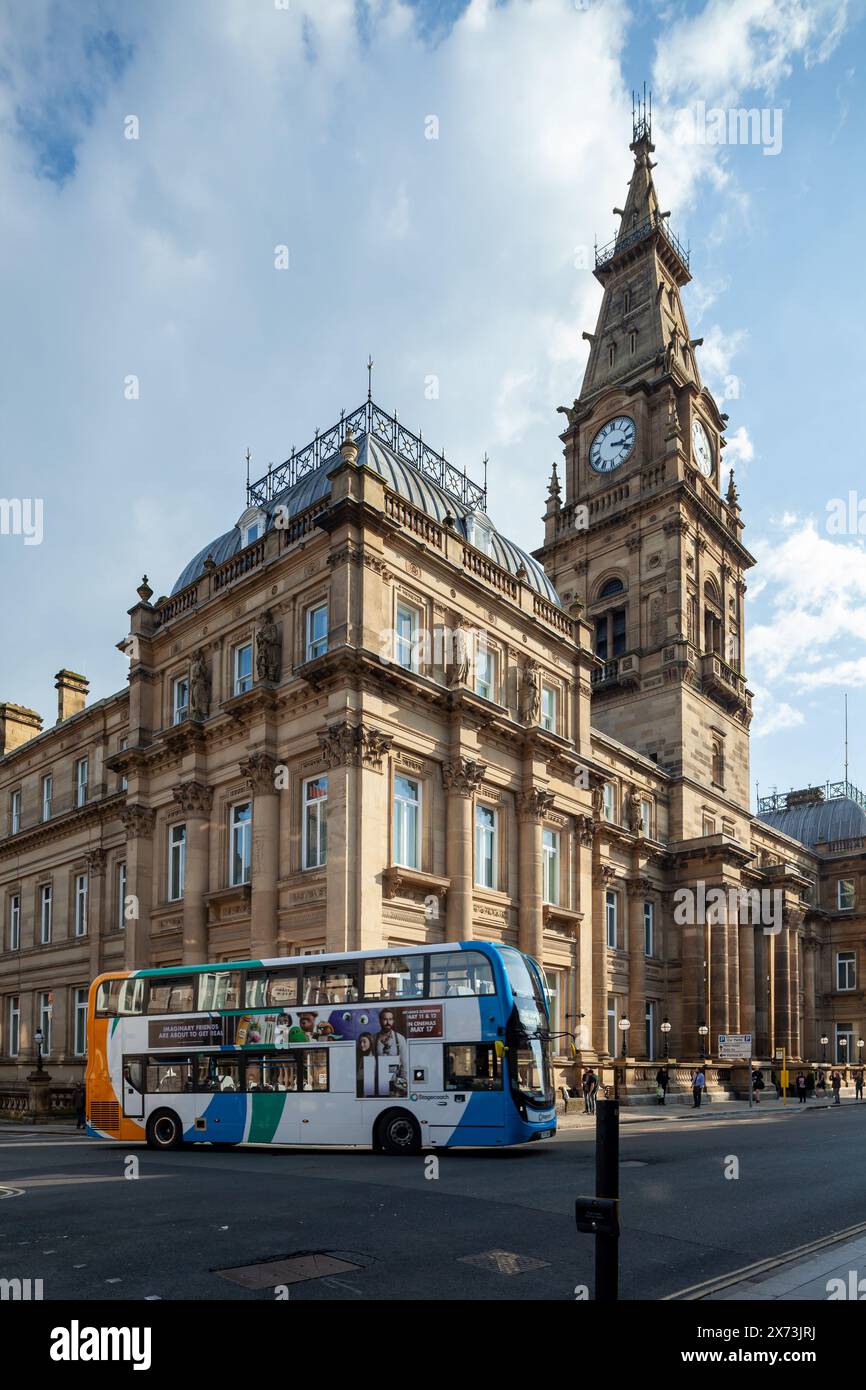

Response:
(718, 1033), (752, 1059)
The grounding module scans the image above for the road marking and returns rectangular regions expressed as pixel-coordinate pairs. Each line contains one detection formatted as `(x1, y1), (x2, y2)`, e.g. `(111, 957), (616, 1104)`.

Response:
(665, 1217), (866, 1300)
(3, 1174), (170, 1189)
(0, 1187), (25, 1200)
(106, 1278), (121, 1284)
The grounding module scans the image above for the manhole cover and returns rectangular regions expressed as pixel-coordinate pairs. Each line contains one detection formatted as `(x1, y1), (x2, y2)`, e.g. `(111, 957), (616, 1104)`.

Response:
(215, 1254), (361, 1290)
(458, 1249), (550, 1275)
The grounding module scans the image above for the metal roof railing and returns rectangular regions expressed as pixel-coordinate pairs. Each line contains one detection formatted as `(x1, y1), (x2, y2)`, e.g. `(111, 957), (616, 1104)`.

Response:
(595, 212), (690, 272)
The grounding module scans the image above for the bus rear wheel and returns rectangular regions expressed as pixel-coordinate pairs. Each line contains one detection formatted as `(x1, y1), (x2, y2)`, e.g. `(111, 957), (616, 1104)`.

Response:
(146, 1110), (184, 1151)
(375, 1110), (421, 1156)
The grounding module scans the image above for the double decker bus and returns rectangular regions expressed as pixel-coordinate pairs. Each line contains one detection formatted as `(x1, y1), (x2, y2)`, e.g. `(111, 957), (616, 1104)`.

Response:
(86, 941), (555, 1154)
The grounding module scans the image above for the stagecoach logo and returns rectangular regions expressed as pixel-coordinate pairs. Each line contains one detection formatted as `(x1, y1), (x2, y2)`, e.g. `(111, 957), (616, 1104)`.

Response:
(49, 1321), (152, 1371)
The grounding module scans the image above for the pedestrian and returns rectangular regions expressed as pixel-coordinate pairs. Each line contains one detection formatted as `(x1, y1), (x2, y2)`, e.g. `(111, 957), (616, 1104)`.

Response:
(816, 1068), (826, 1097)
(857, 1069), (864, 1100)
(806, 1069), (815, 1098)
(72, 1081), (86, 1131)
(753, 1067), (764, 1103)
(692, 1066), (705, 1108)
(655, 1064), (669, 1106)
(832, 1070), (842, 1105)
(796, 1071), (807, 1104)
(583, 1067), (598, 1116)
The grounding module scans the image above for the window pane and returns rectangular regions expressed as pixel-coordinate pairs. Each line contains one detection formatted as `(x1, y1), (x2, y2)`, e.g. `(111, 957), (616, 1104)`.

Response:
(300, 1049), (329, 1091)
(364, 955), (426, 1000)
(146, 1057), (193, 1093)
(197, 971), (242, 1011)
(303, 964), (359, 1005)
(429, 950), (496, 997)
(445, 1044), (501, 1091)
(262, 1056), (299, 1091)
(147, 979), (195, 1014)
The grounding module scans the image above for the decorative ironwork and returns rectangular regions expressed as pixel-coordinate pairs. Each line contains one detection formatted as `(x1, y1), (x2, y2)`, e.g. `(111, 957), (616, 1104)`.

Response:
(246, 399), (487, 514)
(595, 212), (690, 272)
(758, 780), (866, 815)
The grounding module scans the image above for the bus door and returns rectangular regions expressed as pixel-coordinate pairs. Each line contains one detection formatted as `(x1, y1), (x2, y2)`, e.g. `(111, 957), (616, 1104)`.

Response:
(122, 1059), (144, 1119)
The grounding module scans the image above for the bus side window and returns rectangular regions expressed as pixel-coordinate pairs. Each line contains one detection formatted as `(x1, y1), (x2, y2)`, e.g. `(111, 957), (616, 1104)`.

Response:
(117, 978), (144, 1015)
(96, 980), (120, 1016)
(429, 951), (496, 998)
(123, 1059), (145, 1092)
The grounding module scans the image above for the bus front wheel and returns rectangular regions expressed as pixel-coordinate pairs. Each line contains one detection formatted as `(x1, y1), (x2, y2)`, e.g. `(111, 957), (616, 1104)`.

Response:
(146, 1110), (184, 1151)
(375, 1110), (421, 1156)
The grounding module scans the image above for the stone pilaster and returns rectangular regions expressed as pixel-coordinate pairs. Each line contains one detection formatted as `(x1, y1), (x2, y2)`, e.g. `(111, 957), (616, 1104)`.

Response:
(442, 758), (486, 941)
(738, 922), (756, 1039)
(173, 780), (213, 965)
(803, 936), (817, 1061)
(120, 804), (155, 969)
(517, 787), (554, 965)
(592, 861), (616, 1056)
(239, 754), (279, 961)
(627, 878), (651, 1058)
(85, 848), (107, 987)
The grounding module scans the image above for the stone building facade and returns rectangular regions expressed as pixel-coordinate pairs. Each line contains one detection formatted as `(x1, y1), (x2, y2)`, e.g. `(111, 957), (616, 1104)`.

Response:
(2, 117), (865, 1098)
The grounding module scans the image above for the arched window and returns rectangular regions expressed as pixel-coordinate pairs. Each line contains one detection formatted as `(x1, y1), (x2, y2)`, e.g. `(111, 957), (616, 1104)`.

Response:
(630, 330), (637, 356)
(703, 578), (722, 656)
(594, 578), (627, 662)
(598, 577), (625, 600)
(711, 739), (725, 787)
(623, 288), (631, 313)
(608, 342), (616, 369)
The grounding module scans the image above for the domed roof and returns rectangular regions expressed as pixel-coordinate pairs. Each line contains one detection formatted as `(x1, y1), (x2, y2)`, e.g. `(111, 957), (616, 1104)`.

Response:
(172, 430), (561, 607)
(757, 791), (866, 850)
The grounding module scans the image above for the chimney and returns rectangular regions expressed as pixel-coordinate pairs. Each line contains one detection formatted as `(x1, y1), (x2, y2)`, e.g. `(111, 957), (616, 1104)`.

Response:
(55, 669), (89, 724)
(0, 703), (43, 755)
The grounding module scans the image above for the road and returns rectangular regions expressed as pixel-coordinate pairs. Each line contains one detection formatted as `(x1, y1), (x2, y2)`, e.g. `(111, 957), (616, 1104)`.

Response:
(1, 1103), (863, 1301)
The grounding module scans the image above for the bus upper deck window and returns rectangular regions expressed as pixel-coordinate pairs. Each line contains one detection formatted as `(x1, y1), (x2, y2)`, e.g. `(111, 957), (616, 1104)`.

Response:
(198, 971), (242, 1011)
(96, 980), (121, 1016)
(429, 951), (495, 998)
(117, 978), (144, 1015)
(303, 964), (359, 1005)
(364, 955), (426, 1000)
(147, 978), (195, 1014)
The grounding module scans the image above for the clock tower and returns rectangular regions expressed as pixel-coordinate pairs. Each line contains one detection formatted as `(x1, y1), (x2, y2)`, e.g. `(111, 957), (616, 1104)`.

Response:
(535, 99), (755, 831)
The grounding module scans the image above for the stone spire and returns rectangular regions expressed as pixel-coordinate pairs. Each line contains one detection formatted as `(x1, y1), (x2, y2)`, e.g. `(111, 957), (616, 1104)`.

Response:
(726, 467), (740, 512)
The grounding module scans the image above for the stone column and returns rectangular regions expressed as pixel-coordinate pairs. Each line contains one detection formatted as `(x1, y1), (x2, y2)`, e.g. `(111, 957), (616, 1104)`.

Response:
(803, 936), (817, 1062)
(576, 815), (596, 1059)
(120, 805), (155, 970)
(592, 862), (616, 1056)
(774, 925), (791, 1058)
(709, 890), (729, 1041)
(627, 878), (651, 1058)
(442, 757), (487, 942)
(727, 913), (740, 1034)
(738, 923), (756, 1039)
(173, 780), (213, 965)
(788, 912), (804, 1059)
(768, 933), (776, 1059)
(240, 753), (279, 961)
(517, 787), (553, 966)
(319, 721), (393, 953)
(681, 891), (704, 1059)
(353, 725), (391, 953)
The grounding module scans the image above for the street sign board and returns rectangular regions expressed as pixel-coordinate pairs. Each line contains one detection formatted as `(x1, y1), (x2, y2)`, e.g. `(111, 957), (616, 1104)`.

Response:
(718, 1033), (752, 1059)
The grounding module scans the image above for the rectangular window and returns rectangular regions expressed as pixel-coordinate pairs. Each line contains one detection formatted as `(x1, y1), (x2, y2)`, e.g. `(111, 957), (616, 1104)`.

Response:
(74, 986), (88, 1057)
(231, 803), (252, 885)
(395, 602), (421, 672)
(836, 1023), (854, 1065)
(168, 823), (186, 901)
(302, 962), (359, 1005)
(640, 798), (652, 837)
(644, 900), (654, 957)
(299, 1049), (329, 1092)
(117, 861), (127, 931)
(475, 645), (496, 701)
(7, 996), (20, 1057)
(703, 816), (716, 837)
(172, 676), (189, 725)
(837, 951), (856, 992)
(595, 616), (608, 663)
(305, 603), (328, 661)
(74, 873), (88, 937)
(540, 684), (557, 733)
(39, 884), (52, 944)
(146, 977), (196, 1015)
(42, 775), (53, 822)
(11, 789), (21, 833)
(393, 776), (421, 869)
(838, 879), (856, 911)
(607, 1001), (616, 1057)
(38, 991), (52, 1058)
(475, 804), (497, 890)
(243, 521), (260, 546)
(429, 950), (496, 998)
(605, 890), (617, 949)
(119, 736), (128, 792)
(544, 970), (561, 1037)
(9, 895), (20, 951)
(96, 977), (144, 1016)
(445, 1043), (502, 1091)
(197, 971), (242, 1011)
(363, 955), (426, 1001)
(245, 970), (299, 1008)
(302, 775), (328, 870)
(645, 1001), (657, 1062)
(612, 607), (627, 657)
(146, 1056), (195, 1094)
(233, 643), (253, 695)
(542, 828), (560, 906)
(75, 758), (88, 808)
(603, 782), (615, 822)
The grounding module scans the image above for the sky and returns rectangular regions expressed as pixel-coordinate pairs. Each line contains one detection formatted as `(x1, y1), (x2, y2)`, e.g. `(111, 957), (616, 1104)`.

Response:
(1, 0), (865, 809)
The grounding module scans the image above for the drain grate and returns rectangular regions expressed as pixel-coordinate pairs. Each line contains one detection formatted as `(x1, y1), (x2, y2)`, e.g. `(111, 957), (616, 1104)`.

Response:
(458, 1249), (550, 1275)
(215, 1254), (362, 1290)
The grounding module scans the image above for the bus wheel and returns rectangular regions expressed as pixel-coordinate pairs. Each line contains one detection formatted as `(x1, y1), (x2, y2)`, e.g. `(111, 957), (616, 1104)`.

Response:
(375, 1110), (421, 1156)
(146, 1111), (184, 1151)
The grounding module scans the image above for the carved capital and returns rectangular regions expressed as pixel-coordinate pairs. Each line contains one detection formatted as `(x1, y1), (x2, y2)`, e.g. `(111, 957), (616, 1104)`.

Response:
(576, 813), (596, 847)
(627, 875), (654, 898)
(517, 787), (555, 823)
(442, 757), (487, 797)
(121, 804), (156, 840)
(172, 779), (214, 818)
(85, 848), (107, 878)
(593, 862), (618, 888)
(239, 752), (278, 796)
(318, 721), (393, 771)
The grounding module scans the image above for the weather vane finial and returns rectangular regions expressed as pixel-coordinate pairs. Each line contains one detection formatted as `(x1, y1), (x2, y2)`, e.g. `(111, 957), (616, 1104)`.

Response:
(367, 354), (374, 402)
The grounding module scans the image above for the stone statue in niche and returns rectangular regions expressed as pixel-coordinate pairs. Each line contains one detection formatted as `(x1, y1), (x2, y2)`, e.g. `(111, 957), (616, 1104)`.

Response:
(449, 617), (470, 688)
(256, 610), (282, 683)
(521, 658), (541, 724)
(189, 649), (210, 721)
(626, 785), (643, 835)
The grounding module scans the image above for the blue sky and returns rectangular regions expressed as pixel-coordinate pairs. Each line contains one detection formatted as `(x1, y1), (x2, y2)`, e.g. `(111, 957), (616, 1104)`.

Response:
(1, 0), (865, 808)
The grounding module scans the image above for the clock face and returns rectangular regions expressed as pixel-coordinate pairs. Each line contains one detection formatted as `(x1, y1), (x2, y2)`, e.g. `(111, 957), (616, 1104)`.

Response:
(692, 419), (713, 477)
(589, 415), (636, 473)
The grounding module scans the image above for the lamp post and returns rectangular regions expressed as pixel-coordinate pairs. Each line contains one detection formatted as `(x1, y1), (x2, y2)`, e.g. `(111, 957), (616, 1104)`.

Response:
(698, 1023), (709, 1061)
(840, 1034), (848, 1077)
(661, 1017), (672, 1059)
(34, 1028), (44, 1075)
(618, 1015), (631, 1060)
(820, 1033), (829, 1065)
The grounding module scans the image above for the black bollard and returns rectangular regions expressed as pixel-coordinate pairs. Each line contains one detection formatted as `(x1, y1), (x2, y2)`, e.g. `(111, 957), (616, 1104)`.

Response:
(595, 1097), (620, 1302)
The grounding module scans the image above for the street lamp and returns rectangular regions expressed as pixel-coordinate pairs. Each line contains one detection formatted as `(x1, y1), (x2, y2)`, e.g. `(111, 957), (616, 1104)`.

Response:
(34, 1028), (44, 1075)
(698, 1023), (709, 1061)
(618, 1015), (631, 1059)
(840, 1035), (848, 1071)
(661, 1017), (672, 1059)
(820, 1033), (829, 1064)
